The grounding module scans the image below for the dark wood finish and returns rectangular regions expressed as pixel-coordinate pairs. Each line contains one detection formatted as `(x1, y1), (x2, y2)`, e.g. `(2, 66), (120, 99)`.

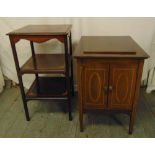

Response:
(8, 35), (65, 44)
(108, 61), (137, 110)
(129, 60), (144, 134)
(30, 41), (40, 95)
(21, 54), (65, 74)
(75, 36), (149, 59)
(7, 25), (74, 121)
(84, 51), (136, 55)
(64, 36), (72, 120)
(75, 36), (149, 134)
(69, 32), (74, 96)
(9, 36), (30, 121)
(7, 25), (72, 43)
(7, 25), (72, 35)
(77, 60), (84, 131)
(83, 63), (109, 109)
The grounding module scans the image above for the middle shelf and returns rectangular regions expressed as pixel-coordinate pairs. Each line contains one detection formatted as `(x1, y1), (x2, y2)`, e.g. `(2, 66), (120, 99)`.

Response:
(20, 53), (66, 74)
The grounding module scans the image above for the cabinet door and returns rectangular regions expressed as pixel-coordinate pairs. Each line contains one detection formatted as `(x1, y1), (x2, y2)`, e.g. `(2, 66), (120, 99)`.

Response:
(83, 63), (109, 109)
(108, 62), (138, 109)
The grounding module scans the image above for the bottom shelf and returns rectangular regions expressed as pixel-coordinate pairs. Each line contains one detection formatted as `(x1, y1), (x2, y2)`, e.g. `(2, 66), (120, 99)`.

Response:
(26, 77), (68, 100)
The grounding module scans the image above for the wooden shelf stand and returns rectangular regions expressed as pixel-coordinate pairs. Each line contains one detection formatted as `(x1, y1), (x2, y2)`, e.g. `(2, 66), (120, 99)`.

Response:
(7, 25), (74, 121)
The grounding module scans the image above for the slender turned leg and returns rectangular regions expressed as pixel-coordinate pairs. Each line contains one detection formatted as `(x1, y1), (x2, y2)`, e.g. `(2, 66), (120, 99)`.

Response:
(9, 37), (30, 121)
(69, 33), (74, 96)
(64, 36), (72, 121)
(30, 41), (40, 93)
(68, 95), (72, 121)
(70, 66), (74, 97)
(23, 99), (30, 121)
(77, 58), (84, 131)
(79, 108), (84, 132)
(129, 110), (136, 134)
(83, 109), (86, 114)
(67, 68), (72, 121)
(18, 74), (30, 121)
(19, 73), (30, 121)
(67, 72), (72, 121)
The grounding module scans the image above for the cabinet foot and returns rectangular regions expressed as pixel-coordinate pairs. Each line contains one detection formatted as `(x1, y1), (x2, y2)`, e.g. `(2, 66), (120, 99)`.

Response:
(69, 114), (73, 121)
(79, 110), (83, 132)
(26, 117), (30, 121)
(129, 122), (134, 134)
(71, 90), (74, 96)
(23, 102), (30, 121)
(25, 110), (30, 121)
(80, 128), (84, 132)
(128, 130), (133, 134)
(129, 110), (136, 135)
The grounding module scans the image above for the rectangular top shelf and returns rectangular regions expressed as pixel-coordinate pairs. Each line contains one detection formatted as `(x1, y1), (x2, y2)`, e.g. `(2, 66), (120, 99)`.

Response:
(7, 25), (72, 35)
(74, 36), (149, 59)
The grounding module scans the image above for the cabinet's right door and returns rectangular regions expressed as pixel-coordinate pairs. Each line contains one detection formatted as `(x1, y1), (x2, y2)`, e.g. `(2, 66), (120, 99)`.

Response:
(108, 61), (138, 110)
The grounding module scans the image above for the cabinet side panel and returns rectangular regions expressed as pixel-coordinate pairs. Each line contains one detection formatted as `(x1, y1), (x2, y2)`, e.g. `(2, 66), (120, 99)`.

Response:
(129, 60), (144, 130)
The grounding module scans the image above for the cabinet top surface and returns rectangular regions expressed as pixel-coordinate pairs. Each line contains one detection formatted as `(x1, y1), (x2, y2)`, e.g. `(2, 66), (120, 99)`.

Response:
(7, 25), (72, 35)
(74, 36), (149, 59)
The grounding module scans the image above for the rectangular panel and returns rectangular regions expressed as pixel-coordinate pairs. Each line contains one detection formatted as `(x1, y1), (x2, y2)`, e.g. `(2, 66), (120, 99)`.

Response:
(108, 61), (138, 109)
(83, 63), (109, 109)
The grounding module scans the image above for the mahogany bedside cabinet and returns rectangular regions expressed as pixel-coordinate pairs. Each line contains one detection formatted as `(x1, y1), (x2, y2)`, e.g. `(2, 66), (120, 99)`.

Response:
(7, 25), (74, 121)
(74, 36), (149, 134)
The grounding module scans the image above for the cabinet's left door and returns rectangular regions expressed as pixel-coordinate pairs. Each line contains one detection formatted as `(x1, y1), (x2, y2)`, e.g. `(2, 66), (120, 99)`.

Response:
(82, 63), (109, 109)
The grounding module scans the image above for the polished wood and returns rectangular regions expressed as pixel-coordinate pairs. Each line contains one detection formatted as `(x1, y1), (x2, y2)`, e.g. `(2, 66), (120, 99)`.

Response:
(129, 60), (144, 134)
(108, 61), (137, 110)
(21, 54), (65, 74)
(7, 25), (72, 44)
(7, 25), (72, 35)
(75, 36), (149, 59)
(7, 25), (74, 121)
(84, 51), (136, 55)
(9, 35), (65, 44)
(64, 36), (72, 120)
(69, 32), (74, 96)
(9, 36), (30, 121)
(75, 36), (149, 134)
(83, 63), (109, 109)
(77, 60), (84, 131)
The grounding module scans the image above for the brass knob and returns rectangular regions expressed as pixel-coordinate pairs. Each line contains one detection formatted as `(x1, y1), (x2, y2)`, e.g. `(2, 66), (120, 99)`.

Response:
(109, 85), (113, 92)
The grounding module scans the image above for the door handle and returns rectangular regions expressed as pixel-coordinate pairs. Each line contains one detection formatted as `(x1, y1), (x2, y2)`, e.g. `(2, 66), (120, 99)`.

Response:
(104, 86), (113, 93)
(104, 86), (108, 93)
(109, 85), (113, 92)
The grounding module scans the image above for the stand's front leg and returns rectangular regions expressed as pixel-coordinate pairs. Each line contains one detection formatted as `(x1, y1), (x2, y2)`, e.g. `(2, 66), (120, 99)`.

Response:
(129, 110), (136, 134)
(79, 107), (84, 132)
(9, 36), (30, 121)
